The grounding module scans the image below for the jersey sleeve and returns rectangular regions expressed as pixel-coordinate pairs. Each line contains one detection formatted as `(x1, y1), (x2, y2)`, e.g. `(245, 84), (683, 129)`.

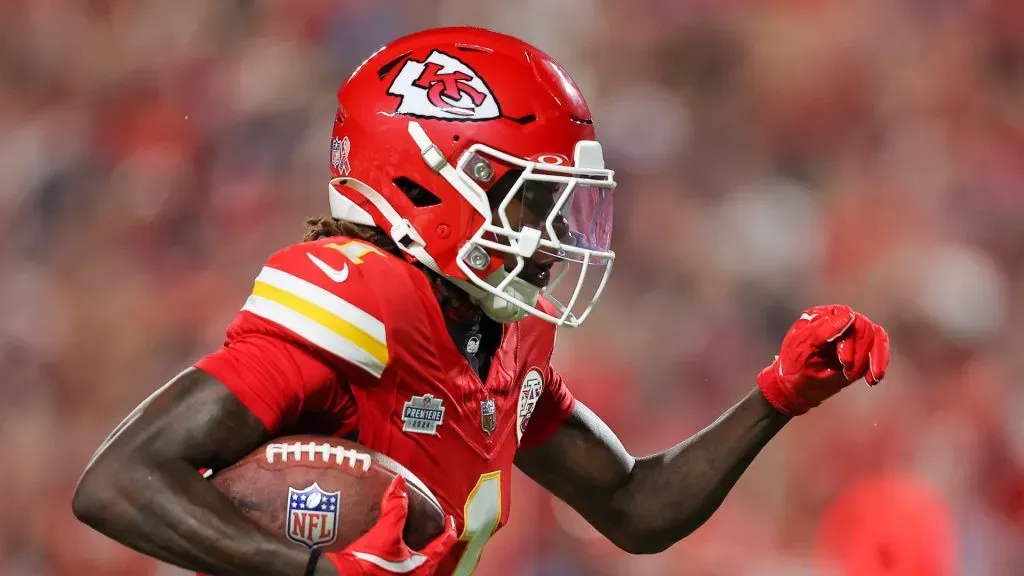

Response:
(517, 364), (576, 451)
(195, 327), (341, 434)
(241, 238), (389, 380)
(195, 238), (390, 432)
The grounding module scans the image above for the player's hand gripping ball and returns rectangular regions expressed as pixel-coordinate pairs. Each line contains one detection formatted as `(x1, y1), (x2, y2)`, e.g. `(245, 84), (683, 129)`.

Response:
(757, 304), (890, 416)
(327, 475), (458, 575)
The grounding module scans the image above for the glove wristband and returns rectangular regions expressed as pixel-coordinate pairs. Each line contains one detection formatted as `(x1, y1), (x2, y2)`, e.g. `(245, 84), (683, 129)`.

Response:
(756, 363), (809, 416)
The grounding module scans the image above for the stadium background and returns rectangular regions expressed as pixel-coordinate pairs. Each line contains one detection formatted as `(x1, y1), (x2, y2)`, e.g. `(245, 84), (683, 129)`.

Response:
(2, 0), (1023, 574)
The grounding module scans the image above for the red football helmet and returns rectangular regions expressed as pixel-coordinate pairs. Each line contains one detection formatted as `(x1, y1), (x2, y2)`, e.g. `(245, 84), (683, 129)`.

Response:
(328, 26), (615, 327)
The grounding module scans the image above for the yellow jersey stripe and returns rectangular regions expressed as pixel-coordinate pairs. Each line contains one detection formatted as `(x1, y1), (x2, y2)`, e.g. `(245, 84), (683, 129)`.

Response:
(251, 280), (388, 366)
(243, 295), (387, 378)
(256, 266), (386, 343)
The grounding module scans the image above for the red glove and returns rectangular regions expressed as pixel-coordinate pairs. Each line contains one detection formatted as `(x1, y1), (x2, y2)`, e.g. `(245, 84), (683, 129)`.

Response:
(757, 304), (890, 416)
(326, 476), (457, 575)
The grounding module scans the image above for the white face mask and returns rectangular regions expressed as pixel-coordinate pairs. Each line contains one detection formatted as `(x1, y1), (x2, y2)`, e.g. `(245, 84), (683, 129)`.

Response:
(329, 121), (617, 328)
(403, 122), (616, 328)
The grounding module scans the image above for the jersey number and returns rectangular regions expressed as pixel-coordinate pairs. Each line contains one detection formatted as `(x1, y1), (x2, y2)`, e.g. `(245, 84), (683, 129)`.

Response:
(453, 471), (501, 576)
(326, 240), (502, 572)
(325, 240), (384, 264)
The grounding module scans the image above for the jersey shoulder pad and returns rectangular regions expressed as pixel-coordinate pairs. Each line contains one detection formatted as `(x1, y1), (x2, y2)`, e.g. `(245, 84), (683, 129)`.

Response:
(240, 237), (401, 379)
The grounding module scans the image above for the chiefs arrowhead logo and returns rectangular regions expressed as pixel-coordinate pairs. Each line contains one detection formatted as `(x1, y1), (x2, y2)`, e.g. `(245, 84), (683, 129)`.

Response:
(517, 369), (544, 444)
(387, 50), (501, 121)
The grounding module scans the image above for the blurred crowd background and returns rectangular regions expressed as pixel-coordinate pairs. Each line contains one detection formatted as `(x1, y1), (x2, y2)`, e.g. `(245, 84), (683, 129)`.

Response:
(2, 0), (1024, 574)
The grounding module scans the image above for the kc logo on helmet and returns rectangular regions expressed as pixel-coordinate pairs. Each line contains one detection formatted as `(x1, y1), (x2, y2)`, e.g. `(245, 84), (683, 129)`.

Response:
(387, 50), (501, 121)
(286, 482), (340, 548)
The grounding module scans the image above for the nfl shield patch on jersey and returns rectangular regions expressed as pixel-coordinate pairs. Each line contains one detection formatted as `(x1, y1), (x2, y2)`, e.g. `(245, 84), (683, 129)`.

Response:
(286, 482), (340, 548)
(402, 394), (446, 435)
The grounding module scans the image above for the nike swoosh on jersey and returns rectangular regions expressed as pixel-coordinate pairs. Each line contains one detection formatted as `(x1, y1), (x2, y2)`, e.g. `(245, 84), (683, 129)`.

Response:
(308, 252), (350, 283)
(350, 551), (427, 573)
(799, 313), (818, 322)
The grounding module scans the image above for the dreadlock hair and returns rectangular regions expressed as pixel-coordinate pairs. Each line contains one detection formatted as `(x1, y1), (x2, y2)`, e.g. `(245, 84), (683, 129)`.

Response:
(303, 216), (403, 258)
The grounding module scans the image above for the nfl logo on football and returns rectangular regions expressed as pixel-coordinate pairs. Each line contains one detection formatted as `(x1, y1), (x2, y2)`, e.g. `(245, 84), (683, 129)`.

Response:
(286, 482), (340, 548)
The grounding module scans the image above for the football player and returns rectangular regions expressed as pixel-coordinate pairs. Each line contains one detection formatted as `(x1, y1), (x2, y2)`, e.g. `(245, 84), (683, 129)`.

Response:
(72, 27), (890, 576)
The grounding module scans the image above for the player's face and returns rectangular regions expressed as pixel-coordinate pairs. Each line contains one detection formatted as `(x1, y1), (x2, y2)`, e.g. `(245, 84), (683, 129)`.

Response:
(493, 179), (570, 288)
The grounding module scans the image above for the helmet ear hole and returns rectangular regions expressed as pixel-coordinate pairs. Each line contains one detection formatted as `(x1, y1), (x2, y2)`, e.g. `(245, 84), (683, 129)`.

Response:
(393, 177), (442, 207)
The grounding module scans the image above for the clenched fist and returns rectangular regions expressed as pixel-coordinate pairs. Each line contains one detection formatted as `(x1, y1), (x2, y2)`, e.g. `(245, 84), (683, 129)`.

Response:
(757, 305), (890, 416)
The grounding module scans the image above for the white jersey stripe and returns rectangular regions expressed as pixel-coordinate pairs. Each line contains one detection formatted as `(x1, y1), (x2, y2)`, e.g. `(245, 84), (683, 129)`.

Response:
(243, 295), (386, 378)
(256, 266), (386, 343)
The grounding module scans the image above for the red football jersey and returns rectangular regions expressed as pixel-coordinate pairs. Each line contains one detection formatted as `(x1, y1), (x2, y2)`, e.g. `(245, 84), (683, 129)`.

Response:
(196, 236), (575, 575)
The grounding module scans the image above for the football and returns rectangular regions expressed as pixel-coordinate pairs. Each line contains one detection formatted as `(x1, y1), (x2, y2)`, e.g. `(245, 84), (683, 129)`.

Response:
(209, 435), (446, 552)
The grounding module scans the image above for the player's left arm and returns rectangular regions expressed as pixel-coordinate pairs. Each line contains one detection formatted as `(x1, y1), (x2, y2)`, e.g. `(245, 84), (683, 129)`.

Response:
(515, 305), (890, 554)
(515, 388), (787, 554)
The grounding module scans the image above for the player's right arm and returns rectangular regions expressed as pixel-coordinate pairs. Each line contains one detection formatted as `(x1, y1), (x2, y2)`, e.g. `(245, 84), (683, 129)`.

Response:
(72, 239), (392, 576)
(73, 367), (339, 576)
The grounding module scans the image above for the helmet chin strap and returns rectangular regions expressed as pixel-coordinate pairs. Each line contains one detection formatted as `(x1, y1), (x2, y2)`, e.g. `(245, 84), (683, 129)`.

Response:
(448, 268), (541, 324)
